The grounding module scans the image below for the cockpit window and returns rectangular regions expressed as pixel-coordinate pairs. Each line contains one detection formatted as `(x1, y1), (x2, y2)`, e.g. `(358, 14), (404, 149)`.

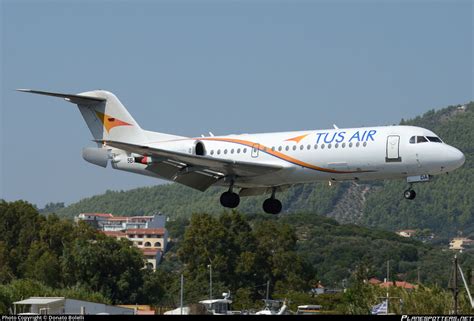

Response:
(427, 136), (442, 143)
(417, 136), (428, 143)
(409, 136), (416, 144)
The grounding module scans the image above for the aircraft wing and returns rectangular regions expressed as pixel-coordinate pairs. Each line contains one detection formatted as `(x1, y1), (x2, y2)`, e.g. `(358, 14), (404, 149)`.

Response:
(102, 140), (284, 191)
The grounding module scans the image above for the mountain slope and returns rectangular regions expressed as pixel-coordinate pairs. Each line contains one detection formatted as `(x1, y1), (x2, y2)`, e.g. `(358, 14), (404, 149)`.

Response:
(360, 103), (474, 238)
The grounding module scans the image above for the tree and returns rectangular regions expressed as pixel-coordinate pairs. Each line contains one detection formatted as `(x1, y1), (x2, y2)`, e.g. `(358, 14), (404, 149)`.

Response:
(23, 241), (61, 288)
(61, 235), (145, 303)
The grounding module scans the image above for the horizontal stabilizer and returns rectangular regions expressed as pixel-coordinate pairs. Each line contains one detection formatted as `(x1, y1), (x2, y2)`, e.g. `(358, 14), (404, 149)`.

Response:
(17, 89), (106, 105)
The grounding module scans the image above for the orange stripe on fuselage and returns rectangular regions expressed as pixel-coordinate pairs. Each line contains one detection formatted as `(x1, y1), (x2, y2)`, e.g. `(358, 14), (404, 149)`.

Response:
(199, 137), (372, 174)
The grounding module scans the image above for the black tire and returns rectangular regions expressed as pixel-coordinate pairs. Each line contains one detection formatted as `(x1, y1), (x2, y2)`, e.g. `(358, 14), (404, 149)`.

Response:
(220, 192), (240, 208)
(263, 198), (282, 214)
(271, 199), (282, 214)
(404, 190), (412, 199)
(404, 189), (416, 200)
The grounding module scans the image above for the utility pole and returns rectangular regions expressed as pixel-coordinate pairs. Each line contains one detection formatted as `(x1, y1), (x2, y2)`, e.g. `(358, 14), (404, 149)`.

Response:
(453, 255), (459, 315)
(386, 260), (390, 314)
(208, 264), (213, 300)
(180, 274), (184, 315)
(266, 281), (270, 300)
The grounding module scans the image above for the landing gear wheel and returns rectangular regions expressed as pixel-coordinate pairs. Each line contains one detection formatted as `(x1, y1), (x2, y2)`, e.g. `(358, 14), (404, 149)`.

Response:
(220, 191), (240, 208)
(404, 189), (416, 200)
(263, 198), (282, 215)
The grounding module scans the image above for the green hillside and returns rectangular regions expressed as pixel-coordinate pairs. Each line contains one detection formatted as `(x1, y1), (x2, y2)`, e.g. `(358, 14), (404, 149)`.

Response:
(361, 103), (474, 238)
(53, 102), (474, 238)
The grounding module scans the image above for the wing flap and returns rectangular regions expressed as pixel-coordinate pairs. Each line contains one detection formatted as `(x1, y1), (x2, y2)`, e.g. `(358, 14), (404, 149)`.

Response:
(174, 171), (220, 192)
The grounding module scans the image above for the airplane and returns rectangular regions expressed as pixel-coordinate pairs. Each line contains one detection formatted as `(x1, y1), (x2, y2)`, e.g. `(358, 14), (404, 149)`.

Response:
(18, 89), (466, 214)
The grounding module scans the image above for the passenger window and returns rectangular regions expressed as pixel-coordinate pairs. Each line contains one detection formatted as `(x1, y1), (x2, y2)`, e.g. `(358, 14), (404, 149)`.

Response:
(307, 144), (311, 150)
(278, 146), (282, 151)
(231, 149), (234, 154)
(300, 145), (304, 150)
(217, 150), (221, 155)
(321, 144), (325, 149)
(328, 144), (332, 149)
(314, 144), (318, 149)
(417, 136), (428, 143)
(271, 146), (275, 151)
(342, 143), (346, 148)
(224, 149), (228, 154)
(335, 143), (339, 148)
(363, 142), (367, 147)
(293, 146), (297, 151)
(237, 148), (241, 153)
(285, 146), (289, 151)
(349, 143), (353, 148)
(409, 136), (416, 144)
(210, 150), (214, 155)
(356, 142), (360, 147)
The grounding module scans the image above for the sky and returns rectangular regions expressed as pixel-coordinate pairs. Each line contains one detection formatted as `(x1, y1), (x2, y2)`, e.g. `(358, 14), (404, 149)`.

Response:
(1, 0), (472, 208)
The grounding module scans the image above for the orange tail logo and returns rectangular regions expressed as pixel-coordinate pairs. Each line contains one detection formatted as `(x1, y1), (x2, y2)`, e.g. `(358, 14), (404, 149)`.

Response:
(95, 111), (132, 133)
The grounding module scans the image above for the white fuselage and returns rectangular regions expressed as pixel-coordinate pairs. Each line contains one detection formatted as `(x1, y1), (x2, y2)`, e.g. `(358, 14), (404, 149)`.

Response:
(112, 125), (465, 189)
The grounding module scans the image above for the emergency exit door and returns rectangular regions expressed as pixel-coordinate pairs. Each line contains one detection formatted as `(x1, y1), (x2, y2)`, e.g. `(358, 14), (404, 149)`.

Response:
(251, 144), (260, 158)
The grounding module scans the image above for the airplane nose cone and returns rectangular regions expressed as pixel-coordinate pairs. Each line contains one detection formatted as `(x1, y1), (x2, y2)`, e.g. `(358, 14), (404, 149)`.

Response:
(446, 146), (465, 170)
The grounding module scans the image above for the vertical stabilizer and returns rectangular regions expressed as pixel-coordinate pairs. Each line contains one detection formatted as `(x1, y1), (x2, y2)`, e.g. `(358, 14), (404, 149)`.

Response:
(75, 90), (146, 144)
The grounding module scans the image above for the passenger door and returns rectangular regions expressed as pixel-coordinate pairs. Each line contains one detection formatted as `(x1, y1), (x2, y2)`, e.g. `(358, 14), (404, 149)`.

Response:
(386, 135), (401, 162)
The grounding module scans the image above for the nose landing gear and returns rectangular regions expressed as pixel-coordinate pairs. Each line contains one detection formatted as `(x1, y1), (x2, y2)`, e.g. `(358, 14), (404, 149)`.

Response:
(404, 188), (416, 200)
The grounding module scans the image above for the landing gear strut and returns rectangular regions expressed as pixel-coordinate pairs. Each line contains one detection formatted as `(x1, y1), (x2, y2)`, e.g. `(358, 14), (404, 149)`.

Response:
(403, 187), (416, 200)
(220, 183), (240, 208)
(263, 188), (282, 215)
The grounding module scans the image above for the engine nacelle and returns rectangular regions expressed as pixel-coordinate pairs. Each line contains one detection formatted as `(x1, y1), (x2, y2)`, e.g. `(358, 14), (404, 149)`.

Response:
(194, 141), (206, 156)
(82, 147), (110, 168)
(154, 140), (207, 156)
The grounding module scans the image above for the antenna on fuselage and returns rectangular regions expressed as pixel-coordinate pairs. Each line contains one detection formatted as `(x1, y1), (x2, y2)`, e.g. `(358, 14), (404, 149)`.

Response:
(333, 124), (339, 130)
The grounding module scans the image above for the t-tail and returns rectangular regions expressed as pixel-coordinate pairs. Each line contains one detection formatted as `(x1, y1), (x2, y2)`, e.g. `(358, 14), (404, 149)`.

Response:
(17, 89), (184, 167)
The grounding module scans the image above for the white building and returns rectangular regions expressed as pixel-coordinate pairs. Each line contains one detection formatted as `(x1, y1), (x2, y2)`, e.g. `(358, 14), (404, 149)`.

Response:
(13, 297), (134, 315)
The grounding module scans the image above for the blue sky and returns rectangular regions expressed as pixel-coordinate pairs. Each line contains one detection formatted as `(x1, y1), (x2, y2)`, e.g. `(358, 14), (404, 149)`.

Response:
(1, 0), (472, 207)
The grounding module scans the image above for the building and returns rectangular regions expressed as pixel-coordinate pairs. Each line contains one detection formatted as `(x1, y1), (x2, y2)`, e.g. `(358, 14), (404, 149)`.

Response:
(74, 213), (114, 228)
(396, 230), (417, 238)
(13, 297), (134, 315)
(76, 213), (166, 231)
(368, 277), (382, 285)
(75, 212), (169, 269)
(118, 305), (155, 315)
(449, 237), (474, 252)
(379, 281), (417, 290)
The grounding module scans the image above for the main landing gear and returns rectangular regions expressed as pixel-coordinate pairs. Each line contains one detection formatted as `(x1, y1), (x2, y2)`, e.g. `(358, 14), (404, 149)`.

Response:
(220, 191), (240, 208)
(220, 184), (240, 209)
(262, 188), (282, 215)
(219, 184), (283, 215)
